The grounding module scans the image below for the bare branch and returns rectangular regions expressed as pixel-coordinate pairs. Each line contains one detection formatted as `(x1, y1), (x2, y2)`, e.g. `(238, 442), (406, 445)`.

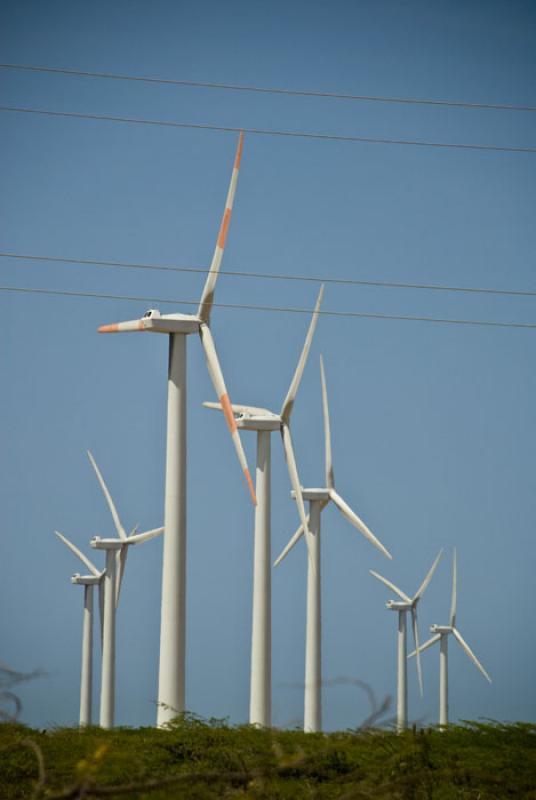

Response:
(22, 738), (47, 800)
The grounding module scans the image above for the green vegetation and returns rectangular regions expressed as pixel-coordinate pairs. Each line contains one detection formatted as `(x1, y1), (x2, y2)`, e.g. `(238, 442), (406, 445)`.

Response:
(1, 716), (535, 799)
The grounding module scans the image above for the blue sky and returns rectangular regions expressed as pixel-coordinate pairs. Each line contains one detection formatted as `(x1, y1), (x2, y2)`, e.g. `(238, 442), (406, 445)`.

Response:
(1, 0), (535, 730)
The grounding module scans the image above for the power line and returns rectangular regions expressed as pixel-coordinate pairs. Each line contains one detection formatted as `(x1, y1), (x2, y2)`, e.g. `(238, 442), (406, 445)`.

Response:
(1, 63), (535, 113)
(1, 105), (535, 154)
(2, 284), (535, 330)
(2, 251), (536, 300)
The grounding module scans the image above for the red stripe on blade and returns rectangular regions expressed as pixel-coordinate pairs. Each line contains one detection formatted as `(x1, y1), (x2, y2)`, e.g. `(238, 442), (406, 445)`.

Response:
(245, 468), (257, 506)
(220, 393), (237, 433)
(217, 208), (232, 250)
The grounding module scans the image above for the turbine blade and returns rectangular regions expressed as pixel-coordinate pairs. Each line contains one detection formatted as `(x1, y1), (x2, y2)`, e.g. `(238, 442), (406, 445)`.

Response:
(273, 498), (329, 567)
(303, 525), (319, 579)
(127, 526), (164, 545)
(329, 489), (392, 559)
(450, 548), (457, 627)
(87, 451), (127, 539)
(411, 608), (424, 698)
(319, 354), (334, 489)
(199, 323), (256, 505)
(54, 531), (100, 577)
(115, 547), (129, 607)
(198, 132), (244, 325)
(413, 549), (443, 602)
(369, 569), (411, 603)
(280, 285), (324, 423)
(452, 628), (492, 683)
(281, 423), (309, 539)
(408, 632), (441, 659)
(203, 401), (274, 416)
(98, 318), (144, 333)
(273, 520), (307, 567)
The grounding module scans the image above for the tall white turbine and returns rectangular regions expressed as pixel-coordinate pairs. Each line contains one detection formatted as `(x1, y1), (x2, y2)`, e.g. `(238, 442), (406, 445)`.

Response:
(54, 531), (105, 726)
(409, 549), (491, 726)
(88, 450), (164, 729)
(204, 285), (324, 727)
(369, 550), (443, 732)
(97, 133), (256, 726)
(275, 355), (392, 732)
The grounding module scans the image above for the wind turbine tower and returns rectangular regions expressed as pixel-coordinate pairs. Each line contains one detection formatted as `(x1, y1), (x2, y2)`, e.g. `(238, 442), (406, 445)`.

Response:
(97, 134), (255, 726)
(54, 531), (105, 727)
(88, 450), (163, 728)
(275, 356), (392, 732)
(204, 285), (324, 726)
(90, 536), (120, 729)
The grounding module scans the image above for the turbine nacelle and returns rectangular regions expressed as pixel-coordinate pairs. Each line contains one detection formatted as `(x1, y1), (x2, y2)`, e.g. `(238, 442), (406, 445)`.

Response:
(291, 488), (331, 503)
(98, 311), (201, 335)
(204, 402), (282, 431)
(431, 624), (452, 634)
(71, 573), (101, 586)
(91, 537), (123, 551)
(205, 402), (276, 419)
(386, 600), (412, 611)
(237, 415), (282, 432)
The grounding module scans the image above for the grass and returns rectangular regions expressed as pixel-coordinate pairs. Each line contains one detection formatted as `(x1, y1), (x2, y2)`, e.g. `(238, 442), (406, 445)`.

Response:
(1, 715), (535, 799)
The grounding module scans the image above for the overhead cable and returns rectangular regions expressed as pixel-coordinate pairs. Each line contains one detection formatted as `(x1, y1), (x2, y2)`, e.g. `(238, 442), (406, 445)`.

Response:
(2, 284), (535, 330)
(1, 105), (535, 154)
(1, 63), (535, 113)
(2, 251), (536, 299)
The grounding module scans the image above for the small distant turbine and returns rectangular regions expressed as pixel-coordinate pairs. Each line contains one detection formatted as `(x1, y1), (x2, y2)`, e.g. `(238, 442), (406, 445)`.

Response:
(275, 355), (392, 733)
(54, 531), (105, 726)
(88, 451), (163, 729)
(409, 549), (491, 726)
(369, 550), (443, 732)
(204, 285), (323, 727)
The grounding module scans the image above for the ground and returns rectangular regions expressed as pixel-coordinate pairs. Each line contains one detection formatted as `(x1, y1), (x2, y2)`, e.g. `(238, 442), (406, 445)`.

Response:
(1, 716), (536, 799)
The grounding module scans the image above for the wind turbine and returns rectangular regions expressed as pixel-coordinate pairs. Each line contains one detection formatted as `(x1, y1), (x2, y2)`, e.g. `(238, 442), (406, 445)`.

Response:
(369, 550), (443, 732)
(54, 531), (105, 726)
(274, 355), (392, 732)
(409, 549), (492, 726)
(97, 133), (256, 726)
(87, 450), (163, 729)
(203, 285), (324, 727)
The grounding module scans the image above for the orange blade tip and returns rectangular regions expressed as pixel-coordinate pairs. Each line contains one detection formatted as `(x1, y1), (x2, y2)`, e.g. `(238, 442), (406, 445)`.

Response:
(98, 323), (119, 333)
